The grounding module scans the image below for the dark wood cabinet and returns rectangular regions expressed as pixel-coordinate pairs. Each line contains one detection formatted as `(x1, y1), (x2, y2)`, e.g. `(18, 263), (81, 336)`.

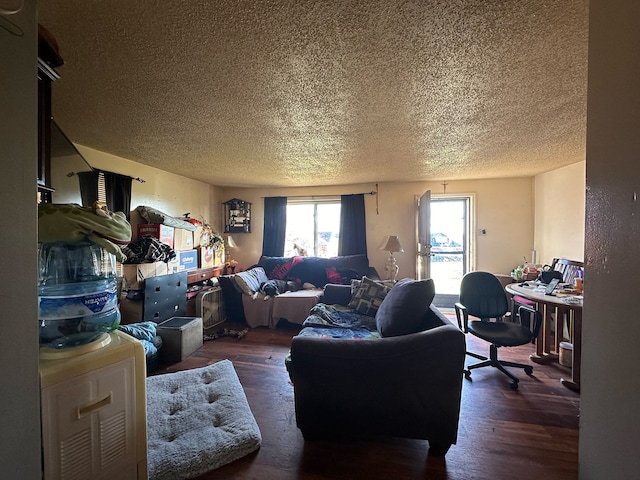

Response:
(186, 265), (225, 285)
(37, 25), (63, 203)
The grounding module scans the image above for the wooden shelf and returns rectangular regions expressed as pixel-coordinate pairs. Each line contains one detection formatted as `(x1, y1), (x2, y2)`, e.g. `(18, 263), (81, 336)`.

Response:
(187, 265), (225, 285)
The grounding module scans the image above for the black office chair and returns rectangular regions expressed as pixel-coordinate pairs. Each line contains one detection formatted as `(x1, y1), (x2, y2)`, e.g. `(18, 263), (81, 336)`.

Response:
(455, 271), (542, 390)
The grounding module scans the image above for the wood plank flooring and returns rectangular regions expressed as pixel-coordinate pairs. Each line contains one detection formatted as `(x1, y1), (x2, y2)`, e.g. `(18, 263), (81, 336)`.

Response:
(152, 310), (579, 480)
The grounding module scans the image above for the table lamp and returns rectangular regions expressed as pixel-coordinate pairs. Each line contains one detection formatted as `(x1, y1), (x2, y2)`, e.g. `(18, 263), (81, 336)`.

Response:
(224, 235), (237, 263)
(380, 235), (404, 281)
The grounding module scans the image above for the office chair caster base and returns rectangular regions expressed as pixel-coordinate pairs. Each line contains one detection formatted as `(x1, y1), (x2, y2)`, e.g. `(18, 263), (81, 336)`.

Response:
(464, 368), (472, 379)
(524, 366), (534, 376)
(510, 380), (519, 390)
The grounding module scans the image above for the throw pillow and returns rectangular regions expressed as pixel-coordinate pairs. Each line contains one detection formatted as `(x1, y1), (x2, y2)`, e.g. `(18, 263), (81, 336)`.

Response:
(232, 267), (269, 296)
(348, 276), (391, 317)
(375, 278), (436, 337)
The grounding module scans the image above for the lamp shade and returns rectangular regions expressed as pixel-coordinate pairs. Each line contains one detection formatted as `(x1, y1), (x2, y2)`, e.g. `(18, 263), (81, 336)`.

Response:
(380, 235), (404, 253)
(225, 235), (237, 249)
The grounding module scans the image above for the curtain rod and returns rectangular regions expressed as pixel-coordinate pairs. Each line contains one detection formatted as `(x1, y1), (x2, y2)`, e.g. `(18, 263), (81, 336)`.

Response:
(262, 191), (377, 199)
(66, 170), (146, 183)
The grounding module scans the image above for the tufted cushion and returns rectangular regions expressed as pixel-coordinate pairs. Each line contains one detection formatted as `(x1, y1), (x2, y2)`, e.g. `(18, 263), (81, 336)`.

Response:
(348, 276), (391, 316)
(375, 278), (436, 337)
(146, 360), (261, 479)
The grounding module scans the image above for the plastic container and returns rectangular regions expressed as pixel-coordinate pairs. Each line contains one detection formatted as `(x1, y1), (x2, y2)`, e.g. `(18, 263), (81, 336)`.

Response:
(38, 241), (121, 349)
(559, 341), (573, 367)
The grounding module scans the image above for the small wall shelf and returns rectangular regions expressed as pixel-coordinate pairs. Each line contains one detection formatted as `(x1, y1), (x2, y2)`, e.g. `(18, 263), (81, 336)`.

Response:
(223, 198), (251, 233)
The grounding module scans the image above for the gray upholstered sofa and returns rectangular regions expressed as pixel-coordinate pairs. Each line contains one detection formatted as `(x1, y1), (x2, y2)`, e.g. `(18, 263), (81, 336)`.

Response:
(218, 254), (379, 327)
(286, 279), (466, 455)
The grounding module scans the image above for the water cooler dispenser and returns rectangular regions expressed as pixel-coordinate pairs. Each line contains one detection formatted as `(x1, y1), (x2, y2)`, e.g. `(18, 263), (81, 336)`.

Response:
(38, 240), (147, 479)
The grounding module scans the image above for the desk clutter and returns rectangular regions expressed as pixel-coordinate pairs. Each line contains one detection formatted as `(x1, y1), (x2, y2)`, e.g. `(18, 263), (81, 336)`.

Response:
(511, 257), (584, 296)
(505, 279), (583, 392)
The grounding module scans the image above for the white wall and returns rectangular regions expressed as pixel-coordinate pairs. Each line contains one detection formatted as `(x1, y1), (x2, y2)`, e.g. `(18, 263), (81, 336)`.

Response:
(534, 161), (586, 265)
(51, 145), (225, 233)
(52, 148), (536, 280)
(222, 177), (534, 278)
(580, 0), (640, 478)
(0, 3), (42, 477)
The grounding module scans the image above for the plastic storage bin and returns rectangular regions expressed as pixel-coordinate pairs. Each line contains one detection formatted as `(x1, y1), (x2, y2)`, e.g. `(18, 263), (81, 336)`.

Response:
(559, 341), (573, 367)
(38, 241), (121, 348)
(157, 316), (203, 363)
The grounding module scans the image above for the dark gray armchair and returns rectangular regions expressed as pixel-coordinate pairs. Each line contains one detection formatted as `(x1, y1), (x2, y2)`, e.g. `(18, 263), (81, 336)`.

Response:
(289, 298), (465, 456)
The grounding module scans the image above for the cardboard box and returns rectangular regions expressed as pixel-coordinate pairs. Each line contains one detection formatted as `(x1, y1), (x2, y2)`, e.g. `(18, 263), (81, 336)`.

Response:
(137, 223), (174, 248)
(197, 246), (215, 268)
(121, 262), (169, 291)
(128, 209), (145, 240)
(119, 297), (144, 324)
(193, 225), (207, 247)
(172, 249), (198, 271)
(174, 229), (194, 251)
(157, 316), (203, 363)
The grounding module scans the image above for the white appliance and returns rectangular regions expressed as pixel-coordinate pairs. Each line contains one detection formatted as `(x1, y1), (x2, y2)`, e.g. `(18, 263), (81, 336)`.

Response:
(39, 330), (148, 480)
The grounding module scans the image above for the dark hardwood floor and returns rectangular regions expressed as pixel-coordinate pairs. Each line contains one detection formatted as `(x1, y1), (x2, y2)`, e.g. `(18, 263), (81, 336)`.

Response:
(153, 310), (579, 480)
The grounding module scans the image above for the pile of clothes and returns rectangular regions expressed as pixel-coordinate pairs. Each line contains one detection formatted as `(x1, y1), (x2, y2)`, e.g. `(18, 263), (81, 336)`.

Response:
(122, 236), (176, 264)
(118, 322), (163, 373)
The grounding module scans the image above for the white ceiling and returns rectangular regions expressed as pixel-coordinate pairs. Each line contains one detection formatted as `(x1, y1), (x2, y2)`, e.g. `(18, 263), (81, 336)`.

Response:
(37, 0), (589, 188)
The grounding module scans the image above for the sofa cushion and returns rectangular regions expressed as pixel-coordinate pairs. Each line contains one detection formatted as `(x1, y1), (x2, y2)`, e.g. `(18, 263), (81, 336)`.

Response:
(375, 278), (436, 337)
(258, 254), (372, 286)
(287, 257), (332, 287)
(263, 256), (304, 281)
(322, 284), (354, 306)
(326, 267), (342, 284)
(233, 267), (269, 296)
(348, 276), (391, 317)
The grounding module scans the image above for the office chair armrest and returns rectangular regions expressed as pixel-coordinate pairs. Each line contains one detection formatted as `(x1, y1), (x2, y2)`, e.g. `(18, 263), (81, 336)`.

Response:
(453, 302), (469, 333)
(517, 304), (543, 342)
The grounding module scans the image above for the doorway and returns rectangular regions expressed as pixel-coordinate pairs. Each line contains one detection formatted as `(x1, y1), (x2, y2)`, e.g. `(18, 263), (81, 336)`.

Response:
(430, 197), (471, 308)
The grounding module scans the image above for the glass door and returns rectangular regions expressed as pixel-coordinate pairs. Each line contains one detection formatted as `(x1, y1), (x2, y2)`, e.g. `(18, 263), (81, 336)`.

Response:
(430, 197), (470, 307)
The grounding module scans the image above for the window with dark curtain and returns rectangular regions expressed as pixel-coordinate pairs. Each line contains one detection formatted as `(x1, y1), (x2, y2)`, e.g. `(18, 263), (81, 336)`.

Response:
(77, 170), (100, 207)
(262, 196), (287, 257)
(338, 194), (368, 256)
(103, 171), (132, 221)
(78, 169), (133, 220)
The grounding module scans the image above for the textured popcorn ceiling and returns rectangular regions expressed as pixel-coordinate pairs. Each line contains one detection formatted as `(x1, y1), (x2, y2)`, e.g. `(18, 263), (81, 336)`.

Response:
(38, 0), (588, 188)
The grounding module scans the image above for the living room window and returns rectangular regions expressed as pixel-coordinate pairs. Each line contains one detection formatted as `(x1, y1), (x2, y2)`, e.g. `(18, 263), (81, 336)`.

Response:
(96, 171), (107, 203)
(284, 200), (341, 258)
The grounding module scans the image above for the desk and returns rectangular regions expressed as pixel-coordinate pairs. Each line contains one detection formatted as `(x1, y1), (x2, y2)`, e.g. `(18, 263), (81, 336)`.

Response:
(505, 283), (582, 392)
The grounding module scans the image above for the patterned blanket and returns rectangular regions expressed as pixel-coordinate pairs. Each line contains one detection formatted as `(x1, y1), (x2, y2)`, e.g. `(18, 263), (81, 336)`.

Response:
(302, 303), (378, 331)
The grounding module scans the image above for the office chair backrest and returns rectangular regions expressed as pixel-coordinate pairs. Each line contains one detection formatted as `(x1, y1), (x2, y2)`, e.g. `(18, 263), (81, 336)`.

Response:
(459, 271), (509, 320)
(550, 258), (584, 285)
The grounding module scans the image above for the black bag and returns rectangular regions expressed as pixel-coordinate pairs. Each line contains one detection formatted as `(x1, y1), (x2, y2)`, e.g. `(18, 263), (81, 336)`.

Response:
(537, 266), (564, 284)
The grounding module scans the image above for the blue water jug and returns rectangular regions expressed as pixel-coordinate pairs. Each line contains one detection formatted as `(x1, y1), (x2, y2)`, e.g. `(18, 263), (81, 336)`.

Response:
(38, 241), (121, 348)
